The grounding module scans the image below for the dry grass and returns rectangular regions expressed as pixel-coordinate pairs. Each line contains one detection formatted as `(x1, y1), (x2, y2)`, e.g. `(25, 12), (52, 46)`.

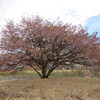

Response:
(0, 69), (93, 79)
(0, 77), (100, 100)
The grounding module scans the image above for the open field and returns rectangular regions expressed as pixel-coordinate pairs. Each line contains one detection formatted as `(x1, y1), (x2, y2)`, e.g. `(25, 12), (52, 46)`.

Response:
(0, 70), (100, 100)
(0, 77), (100, 100)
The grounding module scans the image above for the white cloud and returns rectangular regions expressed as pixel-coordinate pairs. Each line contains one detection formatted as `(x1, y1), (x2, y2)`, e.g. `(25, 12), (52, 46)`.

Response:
(0, 0), (100, 25)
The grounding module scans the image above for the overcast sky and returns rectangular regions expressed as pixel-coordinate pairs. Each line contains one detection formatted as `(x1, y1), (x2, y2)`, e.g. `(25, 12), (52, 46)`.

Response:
(0, 0), (100, 35)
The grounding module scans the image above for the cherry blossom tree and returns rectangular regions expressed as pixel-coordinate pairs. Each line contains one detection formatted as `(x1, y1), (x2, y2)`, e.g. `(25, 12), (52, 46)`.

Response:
(0, 15), (100, 78)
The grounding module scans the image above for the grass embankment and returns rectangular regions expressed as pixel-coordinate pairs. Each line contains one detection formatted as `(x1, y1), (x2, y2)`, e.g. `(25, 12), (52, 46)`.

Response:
(0, 69), (99, 78)
(0, 77), (100, 100)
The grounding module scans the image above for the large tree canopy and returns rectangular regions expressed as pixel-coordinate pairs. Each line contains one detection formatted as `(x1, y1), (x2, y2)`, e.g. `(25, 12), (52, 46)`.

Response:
(0, 16), (100, 78)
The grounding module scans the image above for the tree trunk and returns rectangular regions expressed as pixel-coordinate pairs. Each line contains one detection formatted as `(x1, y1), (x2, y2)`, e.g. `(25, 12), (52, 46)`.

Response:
(41, 69), (48, 78)
(41, 75), (48, 78)
(41, 66), (49, 78)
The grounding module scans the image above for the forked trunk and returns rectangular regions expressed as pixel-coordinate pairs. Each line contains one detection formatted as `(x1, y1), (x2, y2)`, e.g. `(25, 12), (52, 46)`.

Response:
(41, 69), (49, 78)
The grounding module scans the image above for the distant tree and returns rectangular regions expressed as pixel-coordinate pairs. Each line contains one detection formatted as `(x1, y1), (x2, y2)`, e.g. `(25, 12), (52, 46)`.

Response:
(0, 15), (100, 78)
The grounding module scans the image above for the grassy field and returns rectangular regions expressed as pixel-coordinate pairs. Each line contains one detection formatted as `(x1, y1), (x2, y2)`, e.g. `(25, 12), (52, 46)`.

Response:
(0, 70), (100, 100)
(0, 77), (100, 100)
